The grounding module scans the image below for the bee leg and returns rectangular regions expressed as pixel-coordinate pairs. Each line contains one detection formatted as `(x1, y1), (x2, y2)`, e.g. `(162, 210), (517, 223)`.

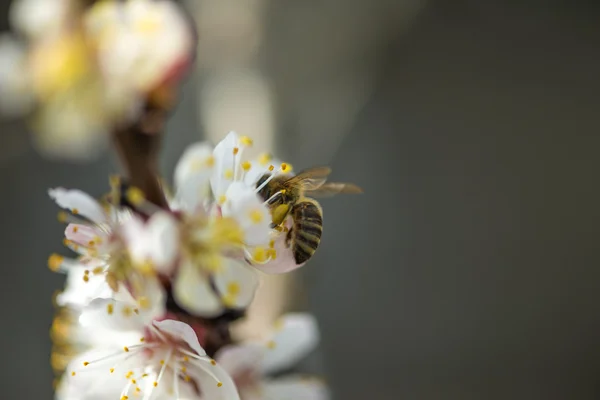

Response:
(286, 227), (293, 247)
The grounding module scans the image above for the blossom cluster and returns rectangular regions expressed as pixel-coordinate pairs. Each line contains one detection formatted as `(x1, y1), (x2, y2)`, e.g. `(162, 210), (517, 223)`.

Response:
(0, 0), (194, 159)
(49, 132), (330, 399)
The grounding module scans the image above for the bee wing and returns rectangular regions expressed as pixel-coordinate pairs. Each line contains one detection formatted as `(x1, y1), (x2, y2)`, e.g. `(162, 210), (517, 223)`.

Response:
(284, 166), (332, 191)
(305, 182), (364, 198)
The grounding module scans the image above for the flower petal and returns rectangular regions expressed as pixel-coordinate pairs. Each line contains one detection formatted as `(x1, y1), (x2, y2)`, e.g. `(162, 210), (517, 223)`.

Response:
(146, 211), (179, 273)
(49, 188), (107, 224)
(122, 212), (179, 274)
(215, 342), (265, 377)
(0, 35), (33, 116)
(260, 376), (330, 400)
(222, 182), (271, 247)
(174, 142), (214, 212)
(210, 131), (240, 198)
(9, 0), (69, 39)
(56, 265), (112, 308)
(189, 359), (241, 400)
(252, 218), (306, 274)
(259, 313), (320, 375)
(213, 258), (260, 310)
(153, 319), (206, 356)
(78, 278), (165, 331)
(172, 259), (224, 317)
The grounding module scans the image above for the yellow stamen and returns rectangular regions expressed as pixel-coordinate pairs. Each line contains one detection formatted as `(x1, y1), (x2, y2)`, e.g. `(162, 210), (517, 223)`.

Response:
(48, 254), (64, 272)
(281, 163), (292, 173)
(206, 155), (215, 167)
(124, 346), (130, 352)
(233, 147), (239, 155)
(210, 360), (217, 366)
(217, 382), (223, 387)
(218, 195), (227, 205)
(253, 247), (267, 263)
(72, 208), (79, 215)
(227, 281), (240, 296)
(57, 212), (68, 223)
(267, 340), (276, 349)
(249, 209), (263, 224)
(241, 161), (252, 171)
(259, 153), (272, 166)
(268, 165), (275, 172)
(107, 304), (114, 315)
(224, 169), (234, 179)
(240, 136), (253, 146)
(126, 187), (145, 206)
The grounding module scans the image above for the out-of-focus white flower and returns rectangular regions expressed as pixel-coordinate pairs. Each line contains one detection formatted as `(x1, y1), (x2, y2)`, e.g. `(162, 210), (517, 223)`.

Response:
(48, 185), (169, 311)
(85, 0), (194, 96)
(0, 35), (33, 116)
(58, 310), (240, 400)
(9, 0), (71, 39)
(0, 0), (195, 161)
(216, 313), (329, 400)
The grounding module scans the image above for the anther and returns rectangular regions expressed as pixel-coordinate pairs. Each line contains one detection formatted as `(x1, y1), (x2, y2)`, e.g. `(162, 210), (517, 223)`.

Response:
(268, 165), (275, 171)
(110, 368), (115, 373)
(240, 136), (253, 146)
(124, 346), (129, 352)
(57, 212), (68, 223)
(206, 156), (215, 167)
(218, 195), (227, 205)
(267, 340), (277, 349)
(48, 254), (64, 272)
(233, 147), (239, 155)
(83, 275), (90, 282)
(107, 304), (114, 315)
(224, 169), (234, 179)
(72, 208), (79, 215)
(126, 187), (145, 206)
(241, 161), (252, 171)
(259, 153), (272, 166)
(249, 209), (263, 224)
(72, 226), (78, 233)
(71, 371), (76, 376)
(210, 360), (217, 366)
(83, 361), (89, 366)
(280, 163), (291, 172)
(217, 382), (223, 387)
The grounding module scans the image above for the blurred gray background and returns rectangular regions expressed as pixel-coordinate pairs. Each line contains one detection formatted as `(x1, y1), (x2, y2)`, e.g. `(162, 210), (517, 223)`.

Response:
(2, 0), (600, 399)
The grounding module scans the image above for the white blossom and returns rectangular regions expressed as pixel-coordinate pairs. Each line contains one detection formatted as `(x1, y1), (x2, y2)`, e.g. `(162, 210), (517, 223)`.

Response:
(56, 296), (239, 400)
(216, 313), (329, 400)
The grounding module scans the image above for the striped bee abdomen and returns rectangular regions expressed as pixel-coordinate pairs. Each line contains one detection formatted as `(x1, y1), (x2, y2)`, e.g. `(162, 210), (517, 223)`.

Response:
(291, 200), (323, 264)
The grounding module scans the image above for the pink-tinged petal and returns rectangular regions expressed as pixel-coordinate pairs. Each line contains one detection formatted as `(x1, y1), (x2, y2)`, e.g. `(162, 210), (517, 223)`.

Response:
(49, 188), (107, 224)
(152, 319), (206, 356)
(252, 218), (306, 274)
(215, 342), (265, 377)
(64, 224), (101, 246)
(259, 313), (320, 375)
(260, 376), (330, 400)
(172, 259), (224, 317)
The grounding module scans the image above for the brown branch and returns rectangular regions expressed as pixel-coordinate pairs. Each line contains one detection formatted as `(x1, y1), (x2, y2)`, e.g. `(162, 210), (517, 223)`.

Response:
(112, 103), (169, 210)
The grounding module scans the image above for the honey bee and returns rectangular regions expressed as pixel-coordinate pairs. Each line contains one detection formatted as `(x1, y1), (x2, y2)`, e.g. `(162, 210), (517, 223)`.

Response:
(255, 166), (363, 264)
